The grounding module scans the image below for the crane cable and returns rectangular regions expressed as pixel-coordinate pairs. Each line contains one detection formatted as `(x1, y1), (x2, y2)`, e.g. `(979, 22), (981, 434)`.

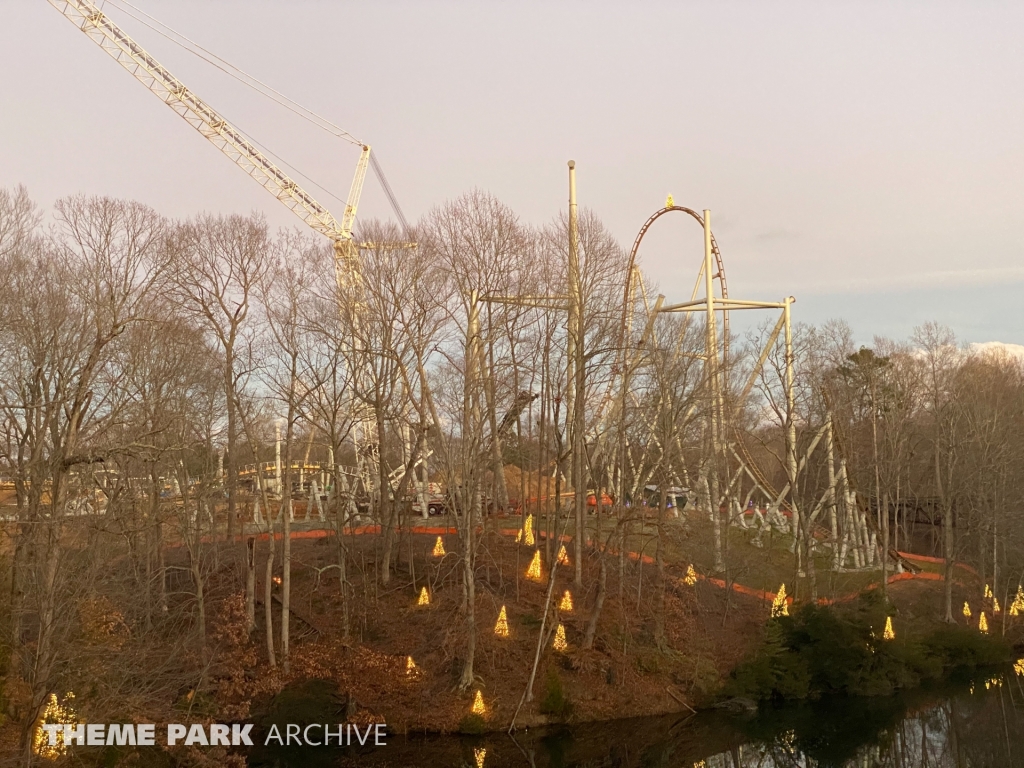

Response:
(102, 0), (411, 234)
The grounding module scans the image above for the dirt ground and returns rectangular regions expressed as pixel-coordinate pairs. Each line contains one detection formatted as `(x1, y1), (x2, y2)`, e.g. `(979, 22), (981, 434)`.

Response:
(219, 519), (770, 734)
(145, 504), (1008, 735)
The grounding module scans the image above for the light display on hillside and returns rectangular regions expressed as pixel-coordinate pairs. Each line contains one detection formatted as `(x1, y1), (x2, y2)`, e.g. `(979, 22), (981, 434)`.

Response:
(34, 692), (77, 758)
(474, 747), (487, 768)
(406, 656), (418, 677)
(417, 587), (430, 606)
(471, 690), (486, 715)
(432, 536), (446, 557)
(526, 550), (542, 581)
(979, 611), (989, 634)
(494, 606), (509, 637)
(1015, 658), (1024, 677)
(559, 590), (574, 612)
(1011, 586), (1024, 616)
(771, 584), (789, 618)
(985, 584), (993, 599)
(552, 623), (568, 651)
(516, 515), (535, 546)
(994, 597), (1002, 613)
(963, 601), (972, 618)
(883, 616), (895, 640)
(683, 564), (698, 586)
(557, 545), (570, 566)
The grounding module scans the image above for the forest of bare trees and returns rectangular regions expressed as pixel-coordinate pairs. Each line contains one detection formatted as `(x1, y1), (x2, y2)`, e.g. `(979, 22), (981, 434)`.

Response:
(1, 182), (1023, 760)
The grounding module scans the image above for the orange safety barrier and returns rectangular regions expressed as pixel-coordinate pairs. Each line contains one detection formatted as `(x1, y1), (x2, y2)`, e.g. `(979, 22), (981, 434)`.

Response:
(178, 522), (980, 612)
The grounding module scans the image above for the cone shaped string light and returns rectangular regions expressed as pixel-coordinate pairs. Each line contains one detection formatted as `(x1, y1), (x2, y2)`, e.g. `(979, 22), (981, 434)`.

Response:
(557, 544), (570, 566)
(552, 623), (567, 651)
(963, 601), (972, 618)
(417, 586), (430, 606)
(1014, 658), (1024, 677)
(985, 584), (993, 599)
(34, 692), (77, 758)
(474, 747), (487, 768)
(883, 616), (895, 640)
(979, 611), (989, 633)
(683, 564), (698, 586)
(1011, 586), (1024, 616)
(471, 690), (486, 715)
(526, 550), (542, 581)
(559, 590), (574, 612)
(771, 584), (789, 618)
(494, 606), (509, 637)
(406, 656), (417, 676)
(432, 536), (446, 557)
(522, 515), (535, 546)
(994, 597), (1002, 613)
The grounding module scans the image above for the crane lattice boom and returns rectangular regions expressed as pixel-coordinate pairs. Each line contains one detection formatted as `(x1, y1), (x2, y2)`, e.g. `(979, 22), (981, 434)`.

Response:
(49, 0), (363, 244)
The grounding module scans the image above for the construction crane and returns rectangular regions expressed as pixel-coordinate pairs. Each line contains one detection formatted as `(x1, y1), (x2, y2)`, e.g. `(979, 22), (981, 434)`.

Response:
(47, 0), (420, 508)
(47, 0), (370, 288)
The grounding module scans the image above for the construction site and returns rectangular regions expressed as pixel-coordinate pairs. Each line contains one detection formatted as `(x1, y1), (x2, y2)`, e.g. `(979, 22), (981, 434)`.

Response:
(2, 1), (1024, 767)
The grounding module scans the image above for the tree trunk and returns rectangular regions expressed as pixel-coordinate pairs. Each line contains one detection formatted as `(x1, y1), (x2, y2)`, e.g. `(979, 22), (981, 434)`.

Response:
(333, 461), (351, 639)
(654, 484), (668, 647)
(245, 537), (256, 632)
(376, 402), (395, 587)
(265, 533), (277, 667)
(583, 549), (607, 650)
(458, 501), (477, 690)
(225, 352), (236, 540)
(938, 448), (954, 622)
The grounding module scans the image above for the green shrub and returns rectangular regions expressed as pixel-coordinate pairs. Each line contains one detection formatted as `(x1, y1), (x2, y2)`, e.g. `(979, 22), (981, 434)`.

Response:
(539, 669), (572, 719)
(724, 603), (1009, 703)
(458, 713), (486, 734)
(922, 624), (1010, 669)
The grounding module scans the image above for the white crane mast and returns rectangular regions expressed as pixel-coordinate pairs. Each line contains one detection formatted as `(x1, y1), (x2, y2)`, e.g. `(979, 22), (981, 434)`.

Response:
(48, 0), (370, 274)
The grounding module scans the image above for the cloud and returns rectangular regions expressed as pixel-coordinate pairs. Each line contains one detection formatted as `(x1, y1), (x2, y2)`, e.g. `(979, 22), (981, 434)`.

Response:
(969, 341), (1024, 363)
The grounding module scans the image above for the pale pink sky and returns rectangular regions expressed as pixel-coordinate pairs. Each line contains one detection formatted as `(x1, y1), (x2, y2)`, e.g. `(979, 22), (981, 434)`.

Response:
(2, 1), (1022, 342)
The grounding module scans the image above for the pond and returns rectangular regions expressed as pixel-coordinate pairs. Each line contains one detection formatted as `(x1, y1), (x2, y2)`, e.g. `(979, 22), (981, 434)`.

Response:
(247, 668), (1024, 767)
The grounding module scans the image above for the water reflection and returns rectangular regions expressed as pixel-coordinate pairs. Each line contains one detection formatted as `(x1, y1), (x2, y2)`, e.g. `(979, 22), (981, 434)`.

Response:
(251, 668), (1024, 767)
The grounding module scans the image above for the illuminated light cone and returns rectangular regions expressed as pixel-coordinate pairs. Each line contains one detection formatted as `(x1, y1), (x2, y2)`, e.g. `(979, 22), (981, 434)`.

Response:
(771, 584), (789, 618)
(474, 747), (487, 768)
(994, 597), (1002, 613)
(552, 623), (568, 652)
(557, 544), (570, 566)
(559, 590), (574, 612)
(666, 194), (675, 208)
(523, 515), (535, 546)
(883, 616), (895, 640)
(471, 690), (486, 715)
(432, 536), (446, 557)
(417, 587), (430, 606)
(985, 584), (993, 599)
(34, 692), (78, 759)
(494, 606), (509, 637)
(1011, 586), (1024, 616)
(979, 611), (989, 634)
(1014, 658), (1024, 677)
(683, 564), (698, 586)
(406, 656), (418, 676)
(963, 601), (972, 618)
(526, 550), (542, 581)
